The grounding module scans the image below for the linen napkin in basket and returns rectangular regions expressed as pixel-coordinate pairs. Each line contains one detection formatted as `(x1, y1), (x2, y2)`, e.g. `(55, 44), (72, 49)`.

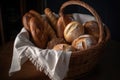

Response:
(9, 28), (72, 80)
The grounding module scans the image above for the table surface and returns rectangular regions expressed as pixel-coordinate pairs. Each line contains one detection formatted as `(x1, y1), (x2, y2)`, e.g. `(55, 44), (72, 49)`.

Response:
(0, 40), (120, 80)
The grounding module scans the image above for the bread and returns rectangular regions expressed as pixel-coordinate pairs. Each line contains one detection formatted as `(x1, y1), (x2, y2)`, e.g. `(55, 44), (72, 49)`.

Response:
(53, 43), (75, 52)
(83, 21), (99, 40)
(47, 38), (67, 49)
(29, 10), (57, 40)
(22, 12), (33, 31)
(64, 21), (84, 43)
(44, 8), (58, 32)
(72, 34), (97, 50)
(22, 10), (57, 48)
(56, 14), (73, 38)
(56, 17), (65, 38)
(29, 17), (48, 48)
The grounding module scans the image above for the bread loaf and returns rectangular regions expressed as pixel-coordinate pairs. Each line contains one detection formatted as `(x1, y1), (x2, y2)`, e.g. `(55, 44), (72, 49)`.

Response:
(56, 14), (73, 38)
(29, 17), (48, 48)
(64, 21), (84, 43)
(72, 34), (97, 50)
(44, 8), (58, 32)
(83, 21), (99, 40)
(29, 10), (57, 40)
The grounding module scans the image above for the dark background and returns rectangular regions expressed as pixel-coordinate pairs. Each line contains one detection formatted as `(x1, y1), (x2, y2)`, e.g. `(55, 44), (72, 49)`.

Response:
(0, 0), (120, 80)
(0, 0), (120, 43)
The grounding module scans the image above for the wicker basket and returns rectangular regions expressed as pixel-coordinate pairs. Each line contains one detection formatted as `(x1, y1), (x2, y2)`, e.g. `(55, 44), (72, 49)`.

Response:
(57, 0), (110, 79)
(18, 1), (110, 80)
(28, 1), (110, 80)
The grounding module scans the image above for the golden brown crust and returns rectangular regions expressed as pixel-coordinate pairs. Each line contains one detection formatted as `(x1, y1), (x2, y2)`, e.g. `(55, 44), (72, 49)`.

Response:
(64, 21), (84, 43)
(22, 10), (57, 48)
(29, 10), (57, 40)
(44, 8), (58, 32)
(56, 17), (65, 38)
(56, 14), (73, 38)
(83, 21), (99, 40)
(29, 17), (48, 48)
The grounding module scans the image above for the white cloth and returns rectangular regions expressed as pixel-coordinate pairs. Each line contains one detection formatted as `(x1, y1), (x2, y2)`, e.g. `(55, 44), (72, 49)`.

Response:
(9, 13), (95, 80)
(73, 13), (95, 24)
(9, 28), (71, 80)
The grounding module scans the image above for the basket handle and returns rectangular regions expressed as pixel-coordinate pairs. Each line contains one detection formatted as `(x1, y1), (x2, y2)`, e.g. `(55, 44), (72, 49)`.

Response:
(59, 0), (104, 44)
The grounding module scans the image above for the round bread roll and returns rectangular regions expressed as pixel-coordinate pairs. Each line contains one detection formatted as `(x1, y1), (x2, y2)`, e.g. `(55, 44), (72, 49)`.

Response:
(53, 44), (75, 52)
(72, 34), (97, 50)
(64, 21), (84, 43)
(83, 21), (99, 40)
(47, 38), (67, 49)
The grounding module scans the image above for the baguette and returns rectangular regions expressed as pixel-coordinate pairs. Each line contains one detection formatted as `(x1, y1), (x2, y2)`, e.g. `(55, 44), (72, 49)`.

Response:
(44, 8), (58, 32)
(29, 17), (48, 48)
(29, 10), (57, 40)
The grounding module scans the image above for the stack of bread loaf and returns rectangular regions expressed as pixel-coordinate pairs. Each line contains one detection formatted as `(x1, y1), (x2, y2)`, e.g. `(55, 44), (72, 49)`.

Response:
(22, 8), (101, 52)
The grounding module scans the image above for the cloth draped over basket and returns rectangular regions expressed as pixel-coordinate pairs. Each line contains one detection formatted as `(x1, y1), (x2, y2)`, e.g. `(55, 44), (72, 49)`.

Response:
(9, 28), (72, 80)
